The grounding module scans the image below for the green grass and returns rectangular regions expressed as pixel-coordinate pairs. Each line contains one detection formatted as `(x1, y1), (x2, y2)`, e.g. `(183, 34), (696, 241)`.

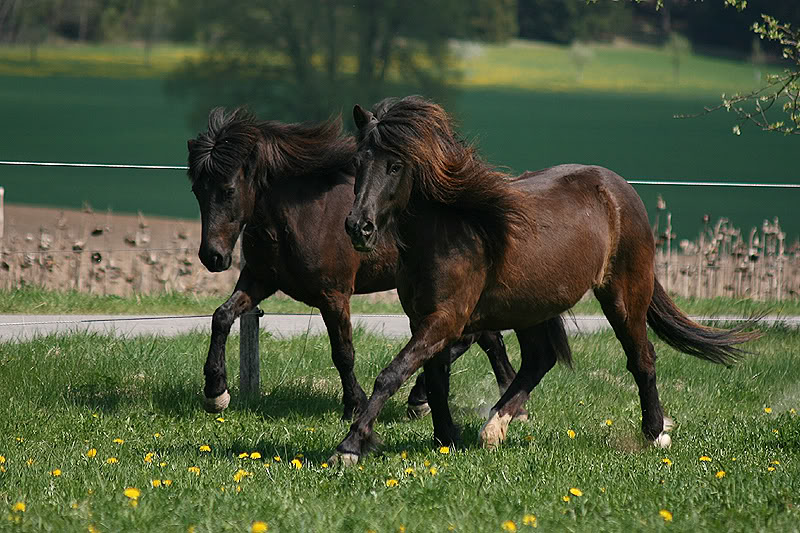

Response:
(3, 286), (800, 317)
(0, 325), (798, 532)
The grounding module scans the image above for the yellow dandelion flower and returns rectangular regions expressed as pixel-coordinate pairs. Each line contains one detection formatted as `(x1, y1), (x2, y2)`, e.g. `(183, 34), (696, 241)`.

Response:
(239, 452), (250, 459)
(699, 456), (712, 462)
(87, 448), (97, 458)
(502, 520), (517, 531)
(199, 445), (211, 452)
(250, 452), (262, 460)
(562, 495), (571, 502)
(771, 460), (780, 465)
(567, 430), (576, 439)
(386, 478), (399, 487)
(113, 438), (124, 445)
(51, 469), (62, 477)
(790, 408), (796, 415)
(600, 487), (606, 493)
(12, 502), (26, 512)
(26, 458), (34, 466)
(398, 526), (406, 533)
(662, 458), (673, 466)
(106, 457), (118, 464)
(424, 460), (431, 467)
(768, 466), (776, 472)
(152, 479), (162, 488)
(188, 527), (195, 533)
(233, 469), (252, 482)
(764, 407), (772, 414)
(0, 455), (5, 464)
(123, 487), (140, 500)
(404, 467), (415, 475)
(263, 463), (270, 469)
(605, 419), (613, 426)
(164, 480), (172, 486)
(291, 459), (303, 470)
(429, 466), (438, 475)
(716, 470), (726, 479)
(159, 462), (167, 467)
(321, 463), (329, 469)
(523, 514), (537, 527)
(569, 488), (583, 497)
(251, 521), (268, 533)
(144, 453), (154, 463)
(188, 466), (200, 475)
(400, 451), (408, 460)
(16, 437), (23, 443)
(153, 433), (162, 438)
(307, 427), (316, 432)
(439, 446), (450, 454)
(216, 417), (225, 423)
(273, 455), (281, 462)
(88, 525), (99, 533)
(659, 509), (673, 522)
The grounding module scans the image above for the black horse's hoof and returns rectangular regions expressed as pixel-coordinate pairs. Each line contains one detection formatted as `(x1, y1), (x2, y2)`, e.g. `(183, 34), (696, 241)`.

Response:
(203, 390), (230, 413)
(407, 402), (431, 420)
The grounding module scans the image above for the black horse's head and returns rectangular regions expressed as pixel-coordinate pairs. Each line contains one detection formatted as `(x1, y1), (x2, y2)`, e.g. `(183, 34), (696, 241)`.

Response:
(187, 108), (262, 272)
(345, 100), (416, 253)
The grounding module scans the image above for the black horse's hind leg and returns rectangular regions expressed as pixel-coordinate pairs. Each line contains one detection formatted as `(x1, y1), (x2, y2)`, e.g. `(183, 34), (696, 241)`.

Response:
(407, 331), (522, 419)
(203, 268), (274, 413)
(318, 291), (368, 420)
(595, 284), (668, 446)
(422, 350), (460, 447)
(479, 323), (557, 449)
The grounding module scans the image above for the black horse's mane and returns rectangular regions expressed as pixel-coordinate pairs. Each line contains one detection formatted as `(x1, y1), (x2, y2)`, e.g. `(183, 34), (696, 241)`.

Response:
(187, 107), (356, 187)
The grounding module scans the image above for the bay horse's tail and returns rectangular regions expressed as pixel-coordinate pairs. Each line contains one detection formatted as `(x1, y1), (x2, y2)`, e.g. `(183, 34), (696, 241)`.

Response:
(646, 279), (761, 365)
(546, 315), (573, 368)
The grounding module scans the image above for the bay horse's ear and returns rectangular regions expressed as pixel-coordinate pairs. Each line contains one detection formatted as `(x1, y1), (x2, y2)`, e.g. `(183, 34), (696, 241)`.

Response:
(187, 139), (196, 153)
(353, 104), (374, 131)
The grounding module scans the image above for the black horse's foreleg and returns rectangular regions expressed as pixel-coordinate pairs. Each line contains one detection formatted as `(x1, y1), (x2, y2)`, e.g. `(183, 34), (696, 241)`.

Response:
(330, 314), (461, 464)
(422, 350), (459, 446)
(203, 268), (274, 413)
(318, 292), (368, 421)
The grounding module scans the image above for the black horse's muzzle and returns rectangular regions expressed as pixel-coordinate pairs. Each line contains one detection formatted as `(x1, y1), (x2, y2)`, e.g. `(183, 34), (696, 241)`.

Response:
(199, 245), (233, 272)
(345, 212), (377, 252)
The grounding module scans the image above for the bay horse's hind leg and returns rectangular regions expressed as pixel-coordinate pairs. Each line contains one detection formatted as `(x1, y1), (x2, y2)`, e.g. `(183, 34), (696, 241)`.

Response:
(479, 322), (558, 449)
(406, 334), (475, 419)
(204, 268), (275, 413)
(594, 279), (671, 448)
(318, 292), (368, 420)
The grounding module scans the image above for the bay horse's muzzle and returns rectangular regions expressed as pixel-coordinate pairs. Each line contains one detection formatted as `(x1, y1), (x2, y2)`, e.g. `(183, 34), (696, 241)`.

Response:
(345, 212), (376, 252)
(199, 245), (232, 272)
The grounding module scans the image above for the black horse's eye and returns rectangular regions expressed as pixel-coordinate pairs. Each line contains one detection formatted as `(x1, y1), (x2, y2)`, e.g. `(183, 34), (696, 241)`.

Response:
(388, 162), (403, 175)
(223, 188), (236, 200)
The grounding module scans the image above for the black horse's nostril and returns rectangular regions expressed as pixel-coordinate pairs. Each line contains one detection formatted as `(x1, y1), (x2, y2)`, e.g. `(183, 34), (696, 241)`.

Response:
(360, 220), (375, 238)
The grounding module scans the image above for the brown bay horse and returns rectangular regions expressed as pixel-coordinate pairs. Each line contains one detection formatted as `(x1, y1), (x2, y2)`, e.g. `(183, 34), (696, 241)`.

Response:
(186, 107), (521, 421)
(331, 95), (759, 464)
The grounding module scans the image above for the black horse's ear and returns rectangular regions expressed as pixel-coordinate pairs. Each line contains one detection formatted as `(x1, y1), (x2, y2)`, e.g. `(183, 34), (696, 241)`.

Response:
(187, 139), (196, 153)
(353, 104), (374, 131)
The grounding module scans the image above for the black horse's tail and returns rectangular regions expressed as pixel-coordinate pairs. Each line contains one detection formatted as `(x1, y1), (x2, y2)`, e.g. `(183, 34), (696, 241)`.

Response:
(546, 315), (573, 368)
(646, 279), (760, 365)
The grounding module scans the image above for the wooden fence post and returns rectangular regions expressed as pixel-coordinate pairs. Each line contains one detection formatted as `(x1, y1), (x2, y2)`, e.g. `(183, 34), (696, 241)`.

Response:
(239, 308), (261, 404)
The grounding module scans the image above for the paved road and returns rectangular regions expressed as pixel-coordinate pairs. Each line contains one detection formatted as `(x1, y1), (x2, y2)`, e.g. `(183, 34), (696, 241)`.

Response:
(0, 313), (618, 342)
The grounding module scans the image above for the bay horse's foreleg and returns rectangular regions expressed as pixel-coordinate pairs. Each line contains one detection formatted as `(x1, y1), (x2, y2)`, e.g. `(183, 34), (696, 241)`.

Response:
(422, 350), (459, 447)
(406, 333), (476, 419)
(479, 323), (557, 449)
(203, 268), (275, 413)
(318, 292), (368, 421)
(329, 314), (462, 465)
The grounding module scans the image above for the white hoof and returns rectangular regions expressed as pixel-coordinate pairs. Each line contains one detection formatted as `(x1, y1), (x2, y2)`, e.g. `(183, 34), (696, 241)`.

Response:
(203, 390), (230, 413)
(327, 452), (359, 467)
(479, 410), (512, 450)
(407, 402), (431, 420)
(663, 416), (674, 432)
(653, 432), (672, 449)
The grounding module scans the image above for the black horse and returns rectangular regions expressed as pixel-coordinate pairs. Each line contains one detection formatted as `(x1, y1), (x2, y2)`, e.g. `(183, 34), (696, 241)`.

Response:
(186, 107), (525, 420)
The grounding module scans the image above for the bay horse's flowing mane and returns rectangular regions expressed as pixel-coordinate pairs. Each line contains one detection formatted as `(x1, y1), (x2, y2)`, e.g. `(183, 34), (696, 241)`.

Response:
(358, 96), (531, 253)
(188, 107), (356, 187)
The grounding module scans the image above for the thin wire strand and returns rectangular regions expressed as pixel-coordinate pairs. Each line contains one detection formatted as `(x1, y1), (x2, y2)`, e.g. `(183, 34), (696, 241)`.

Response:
(0, 160), (798, 188)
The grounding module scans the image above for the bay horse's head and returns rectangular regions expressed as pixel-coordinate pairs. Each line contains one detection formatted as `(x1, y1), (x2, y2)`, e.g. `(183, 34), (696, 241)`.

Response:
(187, 108), (263, 272)
(346, 96), (476, 252)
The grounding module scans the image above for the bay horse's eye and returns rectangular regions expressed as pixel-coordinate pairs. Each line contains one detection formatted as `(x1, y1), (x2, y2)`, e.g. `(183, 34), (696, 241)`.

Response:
(388, 162), (403, 175)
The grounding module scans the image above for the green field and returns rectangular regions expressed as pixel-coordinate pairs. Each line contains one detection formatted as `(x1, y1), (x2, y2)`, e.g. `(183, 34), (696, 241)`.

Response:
(1, 326), (798, 532)
(0, 42), (796, 241)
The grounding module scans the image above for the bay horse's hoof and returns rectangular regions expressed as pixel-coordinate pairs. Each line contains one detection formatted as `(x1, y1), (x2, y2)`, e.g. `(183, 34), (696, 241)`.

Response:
(203, 390), (230, 413)
(327, 451), (360, 467)
(479, 410), (512, 450)
(407, 402), (431, 420)
(512, 407), (529, 422)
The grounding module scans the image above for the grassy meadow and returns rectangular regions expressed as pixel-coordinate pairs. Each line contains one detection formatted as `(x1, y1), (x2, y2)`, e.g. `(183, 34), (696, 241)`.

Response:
(1, 325), (798, 532)
(0, 41), (797, 241)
